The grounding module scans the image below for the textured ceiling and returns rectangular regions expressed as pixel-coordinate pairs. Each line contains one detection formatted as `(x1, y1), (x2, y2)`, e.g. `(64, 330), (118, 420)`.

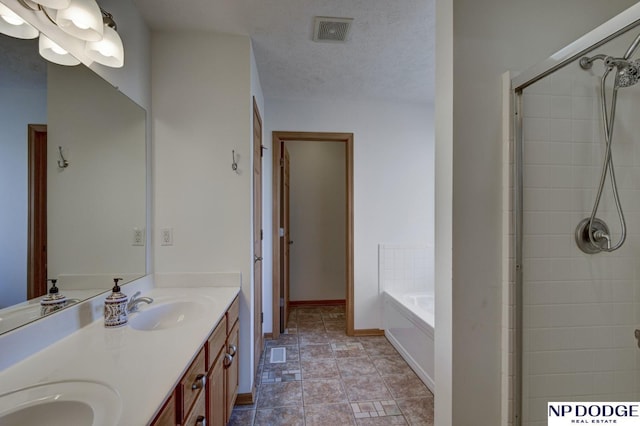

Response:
(132, 0), (435, 103)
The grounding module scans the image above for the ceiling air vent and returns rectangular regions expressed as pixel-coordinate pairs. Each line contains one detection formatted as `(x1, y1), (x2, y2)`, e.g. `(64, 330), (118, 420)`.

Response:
(313, 16), (353, 43)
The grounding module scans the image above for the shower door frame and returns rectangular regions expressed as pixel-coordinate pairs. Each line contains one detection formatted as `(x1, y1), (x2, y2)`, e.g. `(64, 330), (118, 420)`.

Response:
(512, 4), (640, 425)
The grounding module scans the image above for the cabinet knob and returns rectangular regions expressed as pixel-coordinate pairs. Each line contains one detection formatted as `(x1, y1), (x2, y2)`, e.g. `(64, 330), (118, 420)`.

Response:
(228, 344), (237, 357)
(196, 415), (207, 426)
(191, 373), (206, 390)
(223, 353), (233, 368)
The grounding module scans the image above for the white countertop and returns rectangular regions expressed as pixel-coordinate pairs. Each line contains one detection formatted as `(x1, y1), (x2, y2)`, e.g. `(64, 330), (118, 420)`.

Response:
(0, 286), (240, 425)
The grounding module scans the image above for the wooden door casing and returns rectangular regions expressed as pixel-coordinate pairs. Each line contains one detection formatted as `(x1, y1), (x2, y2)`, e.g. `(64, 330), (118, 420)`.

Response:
(282, 147), (291, 330)
(271, 132), (355, 339)
(252, 98), (264, 378)
(27, 124), (48, 300)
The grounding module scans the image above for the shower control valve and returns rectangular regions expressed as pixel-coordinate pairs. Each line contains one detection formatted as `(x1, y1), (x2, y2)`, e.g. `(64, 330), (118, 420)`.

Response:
(575, 217), (611, 254)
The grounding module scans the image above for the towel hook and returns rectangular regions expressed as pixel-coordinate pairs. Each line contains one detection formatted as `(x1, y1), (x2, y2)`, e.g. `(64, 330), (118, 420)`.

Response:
(232, 150), (238, 172)
(57, 146), (69, 169)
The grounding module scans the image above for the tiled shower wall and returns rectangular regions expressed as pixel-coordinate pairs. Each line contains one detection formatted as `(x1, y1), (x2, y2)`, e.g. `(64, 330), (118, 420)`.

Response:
(520, 43), (640, 425)
(378, 244), (433, 295)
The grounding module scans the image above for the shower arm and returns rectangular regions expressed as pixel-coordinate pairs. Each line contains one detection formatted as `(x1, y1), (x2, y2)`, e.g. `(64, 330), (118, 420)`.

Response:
(581, 32), (640, 68)
(581, 55), (630, 70)
(623, 33), (640, 60)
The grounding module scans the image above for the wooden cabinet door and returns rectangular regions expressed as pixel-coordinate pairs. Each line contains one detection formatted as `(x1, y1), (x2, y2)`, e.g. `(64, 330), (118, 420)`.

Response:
(151, 392), (176, 426)
(207, 348), (226, 426)
(225, 320), (239, 422)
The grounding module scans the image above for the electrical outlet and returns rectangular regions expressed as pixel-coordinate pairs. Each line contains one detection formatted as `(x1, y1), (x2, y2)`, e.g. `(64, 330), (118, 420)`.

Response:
(133, 228), (145, 246)
(160, 228), (173, 246)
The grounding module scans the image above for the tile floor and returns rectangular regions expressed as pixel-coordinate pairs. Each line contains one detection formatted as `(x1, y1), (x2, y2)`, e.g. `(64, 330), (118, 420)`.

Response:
(228, 305), (434, 425)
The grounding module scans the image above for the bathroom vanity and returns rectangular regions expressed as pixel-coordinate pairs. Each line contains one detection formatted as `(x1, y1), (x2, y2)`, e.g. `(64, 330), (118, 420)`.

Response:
(0, 283), (240, 425)
(152, 295), (239, 425)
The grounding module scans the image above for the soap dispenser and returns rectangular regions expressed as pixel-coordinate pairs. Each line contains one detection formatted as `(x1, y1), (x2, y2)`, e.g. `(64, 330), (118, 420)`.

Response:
(104, 278), (128, 328)
(40, 279), (67, 316)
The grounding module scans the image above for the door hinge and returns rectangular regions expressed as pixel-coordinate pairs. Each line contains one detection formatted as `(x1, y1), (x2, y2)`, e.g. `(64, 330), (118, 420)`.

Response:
(280, 158), (284, 167)
(280, 298), (284, 307)
(279, 228), (284, 237)
(261, 312), (264, 324)
(260, 229), (263, 241)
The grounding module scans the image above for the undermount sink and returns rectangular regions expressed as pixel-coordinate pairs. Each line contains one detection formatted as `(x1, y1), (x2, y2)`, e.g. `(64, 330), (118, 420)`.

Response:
(0, 380), (121, 426)
(128, 300), (207, 331)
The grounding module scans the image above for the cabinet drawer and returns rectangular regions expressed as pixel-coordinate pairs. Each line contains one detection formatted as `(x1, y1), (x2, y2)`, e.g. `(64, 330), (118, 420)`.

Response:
(226, 297), (239, 333)
(206, 316), (227, 370)
(178, 347), (206, 423)
(182, 390), (206, 426)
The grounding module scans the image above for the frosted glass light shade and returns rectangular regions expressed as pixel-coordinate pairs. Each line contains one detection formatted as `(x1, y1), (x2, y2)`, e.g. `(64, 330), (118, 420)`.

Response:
(85, 24), (123, 67)
(55, 0), (103, 41)
(30, 0), (71, 9)
(39, 33), (80, 66)
(0, 4), (38, 39)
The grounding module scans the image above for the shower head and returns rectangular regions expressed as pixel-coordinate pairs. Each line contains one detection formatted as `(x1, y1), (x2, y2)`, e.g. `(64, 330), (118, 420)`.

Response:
(615, 58), (640, 87)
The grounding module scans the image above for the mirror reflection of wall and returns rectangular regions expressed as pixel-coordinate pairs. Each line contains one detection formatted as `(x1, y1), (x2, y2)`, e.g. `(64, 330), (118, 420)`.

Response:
(0, 35), (46, 308)
(47, 64), (146, 290)
(0, 33), (146, 328)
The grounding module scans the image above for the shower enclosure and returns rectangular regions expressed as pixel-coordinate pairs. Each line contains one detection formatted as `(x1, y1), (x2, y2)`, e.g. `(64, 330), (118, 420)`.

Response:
(513, 5), (640, 425)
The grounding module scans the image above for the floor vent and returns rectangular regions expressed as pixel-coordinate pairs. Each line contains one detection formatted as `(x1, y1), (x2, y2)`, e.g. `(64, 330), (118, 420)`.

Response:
(313, 16), (353, 43)
(270, 347), (286, 363)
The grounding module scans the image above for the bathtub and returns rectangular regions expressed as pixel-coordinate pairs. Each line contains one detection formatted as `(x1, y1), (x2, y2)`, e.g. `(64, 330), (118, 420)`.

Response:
(383, 290), (435, 393)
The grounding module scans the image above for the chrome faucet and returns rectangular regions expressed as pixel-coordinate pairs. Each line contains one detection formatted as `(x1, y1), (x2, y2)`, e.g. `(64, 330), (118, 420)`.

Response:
(126, 291), (153, 313)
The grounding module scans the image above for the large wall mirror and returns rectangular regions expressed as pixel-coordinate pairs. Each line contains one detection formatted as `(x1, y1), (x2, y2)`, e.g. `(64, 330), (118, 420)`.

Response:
(0, 33), (147, 334)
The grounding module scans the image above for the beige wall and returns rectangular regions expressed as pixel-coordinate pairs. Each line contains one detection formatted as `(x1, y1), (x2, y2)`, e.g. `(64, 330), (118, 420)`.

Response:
(152, 31), (257, 394)
(285, 141), (346, 302)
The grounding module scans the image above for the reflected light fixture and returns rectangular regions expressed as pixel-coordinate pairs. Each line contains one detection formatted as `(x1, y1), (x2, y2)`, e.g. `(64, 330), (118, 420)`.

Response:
(39, 32), (80, 65)
(0, 0), (124, 67)
(0, 3), (38, 38)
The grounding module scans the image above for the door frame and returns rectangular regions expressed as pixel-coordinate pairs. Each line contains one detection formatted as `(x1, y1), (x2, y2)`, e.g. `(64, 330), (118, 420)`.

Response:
(27, 124), (48, 300)
(252, 97), (263, 382)
(271, 131), (354, 339)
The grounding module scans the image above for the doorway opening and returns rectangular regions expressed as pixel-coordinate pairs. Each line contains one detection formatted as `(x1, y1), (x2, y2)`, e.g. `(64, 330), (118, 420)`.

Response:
(271, 132), (354, 340)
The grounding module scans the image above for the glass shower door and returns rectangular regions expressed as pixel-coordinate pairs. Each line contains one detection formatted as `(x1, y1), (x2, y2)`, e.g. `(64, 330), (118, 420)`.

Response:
(519, 29), (640, 426)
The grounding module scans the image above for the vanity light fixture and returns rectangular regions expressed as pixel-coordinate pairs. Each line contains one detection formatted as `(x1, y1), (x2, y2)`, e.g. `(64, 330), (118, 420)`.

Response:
(84, 9), (122, 68)
(27, 0), (70, 10)
(0, 0), (124, 67)
(54, 0), (103, 41)
(0, 3), (38, 38)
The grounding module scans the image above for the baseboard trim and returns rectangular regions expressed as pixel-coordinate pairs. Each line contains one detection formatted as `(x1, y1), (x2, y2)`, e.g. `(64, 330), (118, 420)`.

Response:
(264, 332), (273, 339)
(353, 328), (385, 336)
(236, 387), (256, 405)
(289, 299), (346, 307)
